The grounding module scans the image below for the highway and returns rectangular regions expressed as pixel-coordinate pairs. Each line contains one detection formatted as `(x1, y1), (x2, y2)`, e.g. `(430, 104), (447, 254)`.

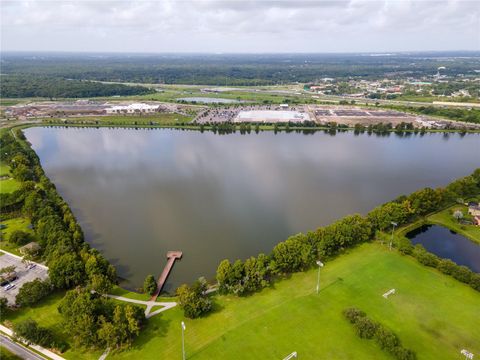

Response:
(1, 334), (45, 360)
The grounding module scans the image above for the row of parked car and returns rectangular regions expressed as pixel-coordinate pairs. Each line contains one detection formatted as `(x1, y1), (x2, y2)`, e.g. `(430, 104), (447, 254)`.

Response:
(0, 263), (36, 291)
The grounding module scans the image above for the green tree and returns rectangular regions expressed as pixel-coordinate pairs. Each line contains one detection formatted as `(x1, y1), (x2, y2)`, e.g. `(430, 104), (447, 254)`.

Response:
(176, 277), (212, 318)
(15, 279), (52, 307)
(8, 230), (31, 245)
(48, 253), (85, 288)
(216, 259), (233, 294)
(143, 274), (157, 296)
(13, 319), (55, 348)
(0, 297), (8, 313)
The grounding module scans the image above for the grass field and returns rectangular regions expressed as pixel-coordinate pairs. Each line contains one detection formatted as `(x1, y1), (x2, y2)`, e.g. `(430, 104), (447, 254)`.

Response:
(0, 162), (11, 177)
(112, 243), (479, 360)
(0, 218), (35, 256)
(2, 291), (102, 360)
(2, 243), (478, 359)
(0, 178), (21, 194)
(427, 205), (480, 244)
(0, 163), (20, 194)
(42, 112), (194, 127)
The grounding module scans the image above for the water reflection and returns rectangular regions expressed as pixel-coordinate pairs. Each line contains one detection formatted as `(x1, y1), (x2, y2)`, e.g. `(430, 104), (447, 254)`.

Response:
(406, 225), (480, 272)
(25, 127), (480, 290)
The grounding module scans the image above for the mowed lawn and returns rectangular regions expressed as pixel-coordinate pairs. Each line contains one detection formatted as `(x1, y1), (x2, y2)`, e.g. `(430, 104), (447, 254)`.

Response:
(0, 162), (20, 194)
(0, 217), (35, 255)
(114, 243), (480, 360)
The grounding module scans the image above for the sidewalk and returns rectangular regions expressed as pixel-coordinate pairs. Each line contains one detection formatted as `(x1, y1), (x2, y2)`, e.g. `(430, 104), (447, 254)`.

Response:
(0, 324), (65, 360)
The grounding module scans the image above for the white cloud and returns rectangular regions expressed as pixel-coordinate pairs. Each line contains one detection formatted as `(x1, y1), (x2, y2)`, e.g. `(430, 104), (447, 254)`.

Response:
(1, 0), (479, 52)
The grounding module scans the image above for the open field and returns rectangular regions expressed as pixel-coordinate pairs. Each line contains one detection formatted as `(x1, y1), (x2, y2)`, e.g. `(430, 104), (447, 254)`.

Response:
(2, 243), (478, 359)
(0, 163), (20, 194)
(0, 163), (11, 177)
(0, 179), (21, 194)
(0, 218), (35, 256)
(47, 112), (194, 125)
(112, 243), (479, 360)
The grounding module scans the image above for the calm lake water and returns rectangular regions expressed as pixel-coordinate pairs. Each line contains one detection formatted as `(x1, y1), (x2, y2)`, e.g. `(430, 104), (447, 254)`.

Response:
(406, 225), (480, 272)
(25, 128), (480, 291)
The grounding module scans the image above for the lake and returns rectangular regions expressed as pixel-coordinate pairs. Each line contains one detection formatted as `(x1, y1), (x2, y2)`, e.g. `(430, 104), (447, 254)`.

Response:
(25, 128), (480, 291)
(406, 225), (480, 272)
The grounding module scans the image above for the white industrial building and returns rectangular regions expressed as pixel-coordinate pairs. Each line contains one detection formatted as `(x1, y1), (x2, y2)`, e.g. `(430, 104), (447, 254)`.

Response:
(106, 103), (159, 114)
(234, 110), (310, 123)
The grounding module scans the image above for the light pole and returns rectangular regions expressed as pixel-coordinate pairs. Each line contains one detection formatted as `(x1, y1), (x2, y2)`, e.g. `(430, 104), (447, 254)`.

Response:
(181, 321), (186, 360)
(389, 222), (397, 251)
(283, 351), (297, 360)
(316, 260), (324, 294)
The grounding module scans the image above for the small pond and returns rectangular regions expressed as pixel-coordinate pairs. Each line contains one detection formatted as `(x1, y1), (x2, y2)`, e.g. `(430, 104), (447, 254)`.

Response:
(406, 225), (480, 272)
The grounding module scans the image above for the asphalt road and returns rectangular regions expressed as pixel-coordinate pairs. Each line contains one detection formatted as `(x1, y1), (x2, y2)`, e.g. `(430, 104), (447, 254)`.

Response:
(1, 334), (45, 360)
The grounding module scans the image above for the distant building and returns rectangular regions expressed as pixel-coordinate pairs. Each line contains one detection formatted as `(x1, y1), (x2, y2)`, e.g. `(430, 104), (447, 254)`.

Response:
(468, 205), (480, 217)
(474, 216), (480, 226)
(106, 103), (159, 114)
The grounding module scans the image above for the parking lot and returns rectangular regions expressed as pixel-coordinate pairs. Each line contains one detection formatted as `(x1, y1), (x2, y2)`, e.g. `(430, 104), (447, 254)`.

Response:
(0, 252), (48, 305)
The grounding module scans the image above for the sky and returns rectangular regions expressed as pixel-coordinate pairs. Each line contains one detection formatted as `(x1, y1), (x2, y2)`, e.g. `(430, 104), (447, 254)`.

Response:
(1, 0), (479, 53)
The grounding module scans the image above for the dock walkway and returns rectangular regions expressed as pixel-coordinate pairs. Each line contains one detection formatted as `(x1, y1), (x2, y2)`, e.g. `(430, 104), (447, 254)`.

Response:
(150, 251), (183, 301)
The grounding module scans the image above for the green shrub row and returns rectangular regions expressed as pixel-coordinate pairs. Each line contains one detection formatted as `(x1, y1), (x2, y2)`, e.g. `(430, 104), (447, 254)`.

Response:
(343, 308), (416, 360)
(397, 239), (480, 291)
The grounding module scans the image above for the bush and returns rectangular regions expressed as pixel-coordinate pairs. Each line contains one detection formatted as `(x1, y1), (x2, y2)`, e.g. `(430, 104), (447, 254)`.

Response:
(143, 274), (157, 296)
(8, 230), (31, 245)
(393, 346), (417, 360)
(374, 326), (400, 351)
(176, 277), (212, 319)
(451, 265), (473, 284)
(343, 307), (366, 323)
(469, 274), (480, 291)
(15, 279), (52, 307)
(344, 307), (416, 360)
(413, 245), (439, 267)
(354, 317), (377, 339)
(437, 259), (456, 275)
(13, 319), (55, 348)
(396, 237), (413, 255)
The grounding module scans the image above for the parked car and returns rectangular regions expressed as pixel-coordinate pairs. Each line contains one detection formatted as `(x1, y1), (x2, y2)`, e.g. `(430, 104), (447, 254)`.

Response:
(3, 283), (15, 291)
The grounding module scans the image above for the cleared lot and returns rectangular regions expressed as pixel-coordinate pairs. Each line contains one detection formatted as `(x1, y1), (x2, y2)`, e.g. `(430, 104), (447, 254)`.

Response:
(0, 252), (48, 305)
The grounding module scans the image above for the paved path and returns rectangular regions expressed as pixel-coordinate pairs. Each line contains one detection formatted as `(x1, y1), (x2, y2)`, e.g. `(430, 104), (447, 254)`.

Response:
(0, 325), (64, 360)
(106, 294), (177, 318)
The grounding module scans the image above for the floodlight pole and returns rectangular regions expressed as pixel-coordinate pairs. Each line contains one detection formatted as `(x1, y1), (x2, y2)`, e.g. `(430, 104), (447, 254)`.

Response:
(389, 222), (397, 251)
(316, 260), (324, 294)
(181, 321), (186, 360)
(283, 351), (298, 360)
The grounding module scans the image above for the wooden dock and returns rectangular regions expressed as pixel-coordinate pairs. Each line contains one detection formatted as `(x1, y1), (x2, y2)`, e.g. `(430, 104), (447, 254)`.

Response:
(150, 251), (183, 301)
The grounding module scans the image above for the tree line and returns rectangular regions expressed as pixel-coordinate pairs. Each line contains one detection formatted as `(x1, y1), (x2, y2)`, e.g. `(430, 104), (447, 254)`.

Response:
(1, 75), (154, 99)
(213, 169), (480, 301)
